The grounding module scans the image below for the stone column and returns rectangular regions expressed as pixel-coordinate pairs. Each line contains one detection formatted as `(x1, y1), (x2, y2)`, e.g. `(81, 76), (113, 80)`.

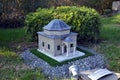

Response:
(73, 42), (76, 54)
(74, 46), (76, 55)
(67, 43), (69, 56)
(62, 45), (64, 55)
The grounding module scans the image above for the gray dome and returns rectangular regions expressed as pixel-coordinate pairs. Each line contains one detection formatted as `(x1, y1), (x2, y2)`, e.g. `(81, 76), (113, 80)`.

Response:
(43, 19), (71, 31)
(64, 36), (74, 42)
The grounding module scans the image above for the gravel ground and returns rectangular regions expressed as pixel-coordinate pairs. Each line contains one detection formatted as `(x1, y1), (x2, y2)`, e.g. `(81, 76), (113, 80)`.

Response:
(20, 47), (107, 79)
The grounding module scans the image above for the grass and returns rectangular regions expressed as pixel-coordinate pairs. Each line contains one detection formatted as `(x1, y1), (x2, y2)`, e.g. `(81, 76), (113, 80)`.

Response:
(101, 14), (120, 24)
(0, 27), (28, 49)
(100, 14), (120, 41)
(90, 13), (120, 72)
(0, 68), (46, 80)
(0, 28), (27, 42)
(0, 28), (47, 80)
(0, 47), (46, 80)
(31, 48), (93, 66)
(100, 14), (120, 71)
(31, 49), (59, 66)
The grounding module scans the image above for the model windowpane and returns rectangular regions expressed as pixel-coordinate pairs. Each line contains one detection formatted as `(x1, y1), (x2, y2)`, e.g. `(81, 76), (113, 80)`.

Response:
(48, 44), (50, 49)
(70, 44), (73, 47)
(42, 42), (44, 47)
(57, 45), (60, 50)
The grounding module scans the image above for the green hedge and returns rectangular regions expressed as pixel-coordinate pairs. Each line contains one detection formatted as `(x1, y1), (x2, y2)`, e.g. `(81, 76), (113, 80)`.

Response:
(25, 6), (101, 41)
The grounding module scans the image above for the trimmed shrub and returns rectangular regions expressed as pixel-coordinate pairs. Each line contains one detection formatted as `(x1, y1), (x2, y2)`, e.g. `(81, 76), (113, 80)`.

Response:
(25, 8), (53, 41)
(25, 6), (101, 42)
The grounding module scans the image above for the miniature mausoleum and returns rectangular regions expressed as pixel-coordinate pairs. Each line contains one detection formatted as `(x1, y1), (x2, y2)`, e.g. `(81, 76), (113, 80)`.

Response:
(37, 19), (85, 62)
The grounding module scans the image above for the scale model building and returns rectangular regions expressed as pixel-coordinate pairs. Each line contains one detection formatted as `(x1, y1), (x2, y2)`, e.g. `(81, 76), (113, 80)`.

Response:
(37, 19), (85, 62)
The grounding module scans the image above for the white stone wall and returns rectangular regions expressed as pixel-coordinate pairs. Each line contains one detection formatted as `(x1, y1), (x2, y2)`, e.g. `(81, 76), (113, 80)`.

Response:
(70, 43), (74, 52)
(44, 30), (70, 35)
(38, 35), (55, 56)
(54, 39), (62, 56)
(70, 35), (77, 52)
(38, 33), (77, 56)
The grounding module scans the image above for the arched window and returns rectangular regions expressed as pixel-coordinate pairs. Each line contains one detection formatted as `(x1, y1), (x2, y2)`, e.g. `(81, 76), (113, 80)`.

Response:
(70, 44), (73, 47)
(42, 42), (44, 47)
(48, 44), (50, 49)
(57, 45), (60, 50)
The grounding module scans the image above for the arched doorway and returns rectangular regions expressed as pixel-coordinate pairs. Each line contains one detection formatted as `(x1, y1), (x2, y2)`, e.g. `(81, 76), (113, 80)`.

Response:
(62, 43), (67, 54)
(64, 45), (67, 53)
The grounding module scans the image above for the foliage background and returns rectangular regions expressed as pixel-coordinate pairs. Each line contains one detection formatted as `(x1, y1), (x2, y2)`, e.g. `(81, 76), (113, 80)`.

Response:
(25, 6), (101, 42)
(0, 0), (115, 14)
(0, 0), (116, 28)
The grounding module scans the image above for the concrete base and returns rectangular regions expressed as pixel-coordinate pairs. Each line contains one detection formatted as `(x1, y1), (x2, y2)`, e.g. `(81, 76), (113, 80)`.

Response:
(37, 49), (85, 62)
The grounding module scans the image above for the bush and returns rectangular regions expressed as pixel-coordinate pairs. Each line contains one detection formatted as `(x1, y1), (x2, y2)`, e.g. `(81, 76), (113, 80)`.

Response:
(25, 6), (101, 42)
(25, 8), (53, 41)
(0, 8), (25, 28)
(0, 3), (3, 16)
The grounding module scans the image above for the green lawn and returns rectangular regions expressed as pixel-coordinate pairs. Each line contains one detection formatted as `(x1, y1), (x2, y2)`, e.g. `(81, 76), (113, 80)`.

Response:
(93, 13), (120, 71)
(0, 13), (120, 79)
(0, 28), (27, 48)
(0, 28), (46, 80)
(0, 28), (26, 42)
(100, 14), (120, 71)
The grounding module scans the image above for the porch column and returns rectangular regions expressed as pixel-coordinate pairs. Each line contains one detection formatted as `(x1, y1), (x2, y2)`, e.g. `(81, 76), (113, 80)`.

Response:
(73, 46), (76, 54)
(62, 45), (64, 54)
(66, 43), (69, 56)
(73, 43), (76, 54)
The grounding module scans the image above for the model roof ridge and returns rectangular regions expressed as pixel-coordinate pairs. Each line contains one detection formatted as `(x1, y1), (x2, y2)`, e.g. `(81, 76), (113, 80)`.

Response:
(43, 19), (71, 31)
(64, 36), (74, 42)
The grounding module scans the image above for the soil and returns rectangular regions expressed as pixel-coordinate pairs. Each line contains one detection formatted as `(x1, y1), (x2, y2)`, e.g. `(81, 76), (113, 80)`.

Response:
(10, 41), (38, 54)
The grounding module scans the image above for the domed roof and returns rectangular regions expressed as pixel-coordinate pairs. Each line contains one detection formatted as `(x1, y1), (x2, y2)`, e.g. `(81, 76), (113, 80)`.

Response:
(43, 19), (71, 31)
(64, 36), (74, 42)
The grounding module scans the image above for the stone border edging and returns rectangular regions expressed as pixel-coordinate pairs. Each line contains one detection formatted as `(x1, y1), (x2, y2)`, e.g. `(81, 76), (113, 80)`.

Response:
(20, 47), (107, 79)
